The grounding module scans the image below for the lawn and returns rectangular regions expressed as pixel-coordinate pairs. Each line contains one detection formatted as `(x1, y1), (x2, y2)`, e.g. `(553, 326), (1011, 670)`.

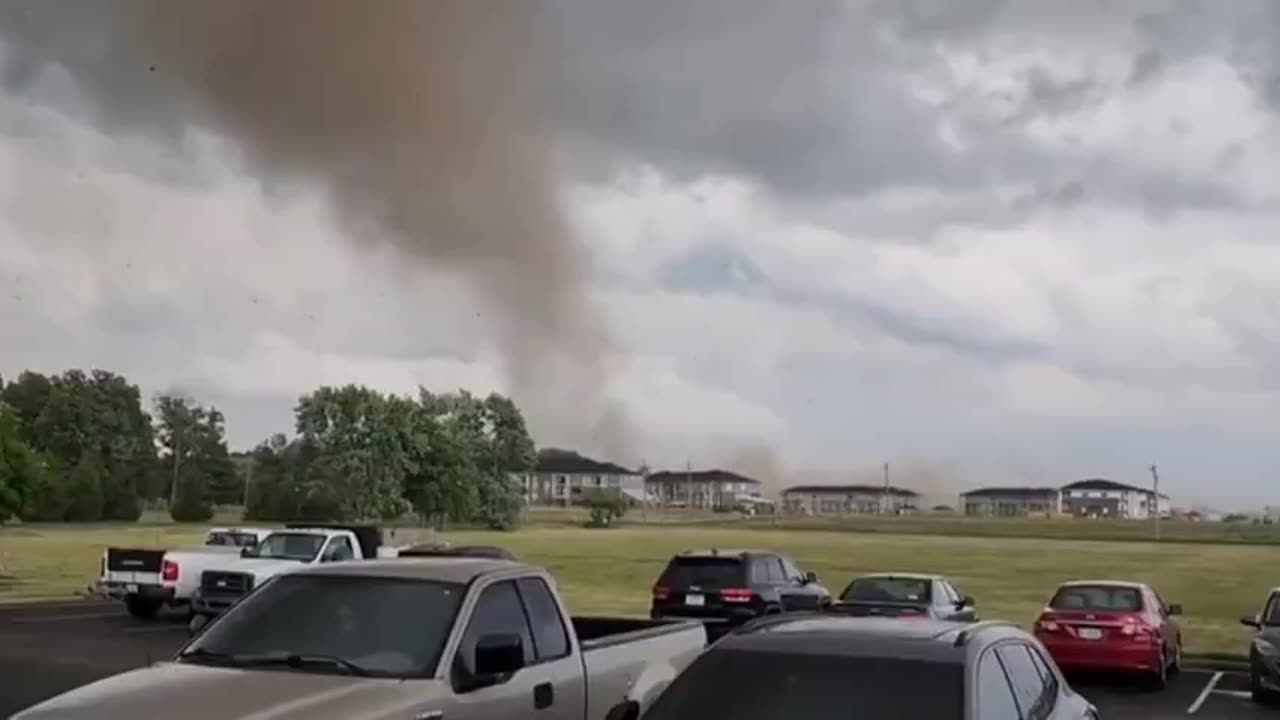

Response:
(1, 524), (1274, 656)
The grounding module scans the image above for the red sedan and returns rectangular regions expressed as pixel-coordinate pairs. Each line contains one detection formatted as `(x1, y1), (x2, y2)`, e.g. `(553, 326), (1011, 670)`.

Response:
(1034, 580), (1183, 689)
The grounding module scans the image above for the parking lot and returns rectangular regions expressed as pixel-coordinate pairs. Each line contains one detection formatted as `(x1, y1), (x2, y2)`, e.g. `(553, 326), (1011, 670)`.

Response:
(0, 600), (1270, 718)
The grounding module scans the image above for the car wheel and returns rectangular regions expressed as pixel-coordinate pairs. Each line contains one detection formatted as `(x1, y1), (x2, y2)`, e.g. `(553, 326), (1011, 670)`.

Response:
(124, 594), (162, 620)
(1251, 669), (1277, 704)
(1146, 651), (1168, 691)
(1170, 639), (1183, 674)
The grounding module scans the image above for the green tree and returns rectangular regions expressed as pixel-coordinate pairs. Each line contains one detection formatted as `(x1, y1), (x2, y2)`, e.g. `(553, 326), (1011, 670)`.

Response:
(154, 394), (237, 521)
(582, 489), (629, 528)
(63, 452), (105, 522)
(0, 402), (48, 522)
(170, 469), (213, 522)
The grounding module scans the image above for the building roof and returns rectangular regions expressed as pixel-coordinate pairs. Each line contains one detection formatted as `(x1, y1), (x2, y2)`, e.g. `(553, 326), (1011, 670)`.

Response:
(533, 448), (634, 475)
(960, 486), (1059, 498)
(1061, 478), (1148, 493)
(647, 469), (761, 485)
(782, 484), (918, 497)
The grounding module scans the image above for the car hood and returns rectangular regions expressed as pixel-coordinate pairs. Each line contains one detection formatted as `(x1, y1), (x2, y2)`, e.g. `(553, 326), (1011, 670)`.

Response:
(204, 557), (308, 578)
(13, 662), (448, 720)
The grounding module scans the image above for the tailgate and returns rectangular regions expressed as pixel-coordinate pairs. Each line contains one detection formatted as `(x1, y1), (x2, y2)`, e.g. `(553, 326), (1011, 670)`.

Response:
(103, 548), (164, 585)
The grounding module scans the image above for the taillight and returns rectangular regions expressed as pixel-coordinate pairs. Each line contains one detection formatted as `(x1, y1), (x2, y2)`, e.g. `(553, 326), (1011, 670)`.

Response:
(1120, 616), (1157, 642)
(720, 588), (755, 603)
(1036, 612), (1060, 632)
(161, 559), (179, 583)
(652, 585), (669, 601)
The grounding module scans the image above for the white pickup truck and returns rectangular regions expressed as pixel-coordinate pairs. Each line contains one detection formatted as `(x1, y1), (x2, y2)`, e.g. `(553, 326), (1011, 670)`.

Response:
(190, 524), (400, 626)
(97, 527), (275, 619)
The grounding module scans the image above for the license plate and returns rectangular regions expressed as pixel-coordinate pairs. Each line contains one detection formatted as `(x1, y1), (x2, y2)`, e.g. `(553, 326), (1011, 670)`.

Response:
(685, 594), (705, 607)
(1078, 627), (1103, 640)
(125, 583), (139, 593)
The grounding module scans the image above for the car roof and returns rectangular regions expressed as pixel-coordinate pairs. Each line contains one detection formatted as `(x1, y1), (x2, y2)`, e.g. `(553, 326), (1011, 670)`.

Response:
(717, 616), (1020, 663)
(674, 548), (773, 559)
(1056, 579), (1148, 590)
(854, 572), (941, 581)
(291, 557), (525, 583)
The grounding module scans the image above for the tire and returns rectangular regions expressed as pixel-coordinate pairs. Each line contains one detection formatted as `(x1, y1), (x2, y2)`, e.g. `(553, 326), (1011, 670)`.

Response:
(1170, 640), (1183, 674)
(1251, 669), (1277, 705)
(1145, 650), (1168, 691)
(124, 594), (162, 620)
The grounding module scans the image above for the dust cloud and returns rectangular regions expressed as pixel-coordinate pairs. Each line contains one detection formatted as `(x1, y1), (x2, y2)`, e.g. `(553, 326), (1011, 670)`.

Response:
(8, 1), (625, 451)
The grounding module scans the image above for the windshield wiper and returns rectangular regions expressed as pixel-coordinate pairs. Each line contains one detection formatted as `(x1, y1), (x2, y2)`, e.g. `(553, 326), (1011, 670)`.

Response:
(237, 653), (375, 676)
(177, 648), (243, 666)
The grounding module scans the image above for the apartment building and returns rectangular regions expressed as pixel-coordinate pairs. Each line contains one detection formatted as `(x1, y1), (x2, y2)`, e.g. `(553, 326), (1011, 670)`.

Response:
(782, 484), (919, 516)
(960, 487), (1061, 517)
(518, 448), (649, 506)
(645, 469), (765, 511)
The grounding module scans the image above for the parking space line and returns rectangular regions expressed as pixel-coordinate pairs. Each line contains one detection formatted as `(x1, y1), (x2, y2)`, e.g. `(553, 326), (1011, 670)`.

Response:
(1186, 670), (1222, 714)
(1210, 689), (1252, 700)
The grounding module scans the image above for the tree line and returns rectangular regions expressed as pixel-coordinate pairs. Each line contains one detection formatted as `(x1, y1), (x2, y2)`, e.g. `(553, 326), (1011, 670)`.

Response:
(0, 370), (536, 530)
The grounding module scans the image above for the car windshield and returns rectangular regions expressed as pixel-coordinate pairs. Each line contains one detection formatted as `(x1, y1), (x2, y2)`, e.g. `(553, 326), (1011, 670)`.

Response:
(1050, 585), (1143, 612)
(841, 577), (931, 603)
(1263, 594), (1280, 625)
(643, 648), (963, 720)
(180, 574), (464, 678)
(658, 557), (744, 588)
(246, 532), (326, 561)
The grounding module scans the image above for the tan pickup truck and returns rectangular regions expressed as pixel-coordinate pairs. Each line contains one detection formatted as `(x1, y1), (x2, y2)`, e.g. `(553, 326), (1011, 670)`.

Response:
(15, 558), (706, 720)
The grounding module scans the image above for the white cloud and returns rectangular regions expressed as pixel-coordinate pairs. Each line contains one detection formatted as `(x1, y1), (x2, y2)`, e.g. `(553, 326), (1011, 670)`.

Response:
(3, 6), (1280, 508)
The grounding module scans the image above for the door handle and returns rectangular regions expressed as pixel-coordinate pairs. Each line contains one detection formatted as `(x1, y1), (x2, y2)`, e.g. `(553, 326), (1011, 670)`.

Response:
(533, 682), (554, 710)
(415, 711), (443, 720)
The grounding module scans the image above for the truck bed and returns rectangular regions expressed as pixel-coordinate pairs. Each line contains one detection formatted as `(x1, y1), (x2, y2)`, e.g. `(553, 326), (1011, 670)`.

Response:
(574, 615), (706, 716)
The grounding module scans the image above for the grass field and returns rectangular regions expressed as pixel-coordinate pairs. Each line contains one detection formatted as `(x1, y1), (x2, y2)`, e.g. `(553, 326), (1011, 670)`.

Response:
(1, 522), (1275, 657)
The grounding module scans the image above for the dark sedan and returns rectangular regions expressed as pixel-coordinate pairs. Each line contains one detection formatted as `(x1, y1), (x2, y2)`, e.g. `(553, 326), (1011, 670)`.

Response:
(829, 573), (978, 622)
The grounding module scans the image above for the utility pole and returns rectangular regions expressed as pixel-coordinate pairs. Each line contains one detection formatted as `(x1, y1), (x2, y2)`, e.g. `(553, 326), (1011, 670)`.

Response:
(686, 459), (693, 511)
(882, 462), (891, 516)
(1150, 464), (1161, 540)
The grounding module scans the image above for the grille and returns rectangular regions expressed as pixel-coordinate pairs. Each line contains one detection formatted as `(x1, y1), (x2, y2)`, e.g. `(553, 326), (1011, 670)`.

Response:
(201, 571), (254, 596)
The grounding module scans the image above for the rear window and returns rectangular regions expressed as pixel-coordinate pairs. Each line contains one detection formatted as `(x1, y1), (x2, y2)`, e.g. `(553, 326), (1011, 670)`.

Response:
(658, 557), (745, 588)
(643, 647), (963, 720)
(207, 532), (259, 547)
(841, 577), (931, 603)
(1050, 585), (1143, 612)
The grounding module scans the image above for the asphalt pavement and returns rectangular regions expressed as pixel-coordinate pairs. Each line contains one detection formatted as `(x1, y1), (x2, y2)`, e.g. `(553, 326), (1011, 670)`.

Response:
(0, 599), (1272, 718)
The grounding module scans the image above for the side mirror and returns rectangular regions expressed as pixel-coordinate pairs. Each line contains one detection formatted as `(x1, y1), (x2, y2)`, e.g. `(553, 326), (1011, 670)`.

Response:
(1241, 614), (1261, 628)
(240, 547), (252, 558)
(804, 571), (818, 585)
(1166, 604), (1182, 616)
(474, 633), (525, 679)
(957, 595), (976, 608)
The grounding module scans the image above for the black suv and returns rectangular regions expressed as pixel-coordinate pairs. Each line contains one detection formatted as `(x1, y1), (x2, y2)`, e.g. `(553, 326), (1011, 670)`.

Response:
(649, 549), (830, 631)
(642, 615), (1098, 720)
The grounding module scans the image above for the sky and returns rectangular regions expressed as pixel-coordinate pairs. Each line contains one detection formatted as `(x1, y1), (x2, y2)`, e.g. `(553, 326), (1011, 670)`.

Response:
(1, 1), (1279, 508)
